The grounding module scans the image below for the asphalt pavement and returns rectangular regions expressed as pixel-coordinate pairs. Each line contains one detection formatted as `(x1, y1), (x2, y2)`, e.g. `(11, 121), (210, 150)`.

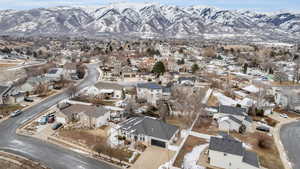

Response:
(280, 121), (300, 169)
(0, 64), (118, 169)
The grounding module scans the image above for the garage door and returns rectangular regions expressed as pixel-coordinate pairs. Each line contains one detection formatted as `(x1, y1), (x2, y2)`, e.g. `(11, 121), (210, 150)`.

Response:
(151, 139), (166, 148)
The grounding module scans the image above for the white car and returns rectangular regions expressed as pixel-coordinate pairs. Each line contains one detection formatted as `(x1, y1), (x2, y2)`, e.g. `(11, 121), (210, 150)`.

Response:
(280, 113), (288, 118)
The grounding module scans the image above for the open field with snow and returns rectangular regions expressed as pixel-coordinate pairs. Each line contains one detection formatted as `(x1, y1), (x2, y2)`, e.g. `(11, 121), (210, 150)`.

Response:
(173, 136), (207, 168)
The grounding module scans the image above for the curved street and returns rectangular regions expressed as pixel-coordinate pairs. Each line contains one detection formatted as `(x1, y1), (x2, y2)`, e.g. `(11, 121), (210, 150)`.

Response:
(280, 121), (300, 169)
(0, 64), (117, 169)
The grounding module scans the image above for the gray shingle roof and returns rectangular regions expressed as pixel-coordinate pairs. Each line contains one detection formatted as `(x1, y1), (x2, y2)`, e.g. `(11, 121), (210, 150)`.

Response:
(209, 136), (260, 168)
(245, 116), (253, 123)
(243, 150), (260, 168)
(0, 85), (10, 95)
(228, 115), (243, 125)
(209, 137), (244, 156)
(95, 82), (124, 90)
(60, 104), (107, 119)
(119, 116), (179, 141)
(137, 83), (162, 90)
(219, 105), (247, 116)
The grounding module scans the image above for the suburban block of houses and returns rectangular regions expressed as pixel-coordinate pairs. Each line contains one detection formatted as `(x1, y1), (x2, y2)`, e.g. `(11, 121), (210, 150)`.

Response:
(117, 116), (179, 148)
(208, 136), (260, 169)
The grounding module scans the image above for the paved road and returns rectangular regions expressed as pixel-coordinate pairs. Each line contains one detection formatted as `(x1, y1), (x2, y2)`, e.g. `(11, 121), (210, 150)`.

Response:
(280, 121), (300, 169)
(0, 64), (117, 169)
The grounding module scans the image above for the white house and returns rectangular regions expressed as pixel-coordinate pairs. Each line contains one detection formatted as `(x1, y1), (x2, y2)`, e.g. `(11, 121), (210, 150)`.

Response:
(214, 105), (253, 133)
(81, 82), (124, 99)
(45, 68), (64, 81)
(136, 83), (171, 105)
(275, 88), (300, 111)
(218, 116), (244, 132)
(208, 136), (260, 169)
(117, 116), (179, 148)
(63, 63), (77, 80)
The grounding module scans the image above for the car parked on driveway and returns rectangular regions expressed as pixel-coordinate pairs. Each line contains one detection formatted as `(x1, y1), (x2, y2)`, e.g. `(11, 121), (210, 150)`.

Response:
(280, 113), (288, 118)
(52, 122), (63, 130)
(24, 97), (34, 102)
(256, 125), (270, 132)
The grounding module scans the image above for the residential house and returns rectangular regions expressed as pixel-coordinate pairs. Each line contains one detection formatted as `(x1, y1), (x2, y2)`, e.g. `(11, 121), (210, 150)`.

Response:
(218, 115), (244, 133)
(63, 63), (77, 80)
(178, 77), (196, 86)
(121, 66), (138, 80)
(136, 83), (171, 106)
(56, 104), (109, 128)
(45, 68), (64, 81)
(94, 82), (124, 99)
(117, 116), (179, 148)
(214, 105), (253, 132)
(105, 106), (126, 122)
(275, 89), (300, 111)
(20, 76), (52, 94)
(208, 136), (260, 169)
(0, 85), (12, 104)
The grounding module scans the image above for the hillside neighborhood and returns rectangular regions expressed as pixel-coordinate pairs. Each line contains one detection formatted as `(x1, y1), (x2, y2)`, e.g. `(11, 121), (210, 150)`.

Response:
(0, 0), (300, 166)
(0, 34), (300, 169)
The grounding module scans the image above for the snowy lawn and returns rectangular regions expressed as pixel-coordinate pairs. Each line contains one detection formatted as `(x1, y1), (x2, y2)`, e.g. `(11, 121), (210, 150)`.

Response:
(182, 144), (208, 169)
(173, 136), (207, 168)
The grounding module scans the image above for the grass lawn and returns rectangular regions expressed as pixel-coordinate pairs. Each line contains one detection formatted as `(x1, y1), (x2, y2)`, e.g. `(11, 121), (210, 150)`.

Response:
(0, 104), (23, 117)
(173, 136), (207, 168)
(230, 132), (284, 169)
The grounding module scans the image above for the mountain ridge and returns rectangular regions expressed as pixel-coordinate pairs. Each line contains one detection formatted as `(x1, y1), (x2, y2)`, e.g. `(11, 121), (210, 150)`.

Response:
(0, 3), (299, 41)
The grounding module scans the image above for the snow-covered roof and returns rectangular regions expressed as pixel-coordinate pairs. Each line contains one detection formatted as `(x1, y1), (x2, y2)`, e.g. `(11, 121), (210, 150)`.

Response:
(242, 85), (259, 93)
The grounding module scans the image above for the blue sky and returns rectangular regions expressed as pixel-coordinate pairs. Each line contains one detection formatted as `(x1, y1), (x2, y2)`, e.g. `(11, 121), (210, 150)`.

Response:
(0, 0), (299, 12)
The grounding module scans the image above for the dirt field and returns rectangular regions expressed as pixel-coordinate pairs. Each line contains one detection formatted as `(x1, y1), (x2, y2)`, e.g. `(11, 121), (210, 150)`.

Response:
(0, 152), (49, 169)
(173, 136), (207, 168)
(192, 118), (219, 136)
(0, 104), (23, 117)
(230, 132), (284, 169)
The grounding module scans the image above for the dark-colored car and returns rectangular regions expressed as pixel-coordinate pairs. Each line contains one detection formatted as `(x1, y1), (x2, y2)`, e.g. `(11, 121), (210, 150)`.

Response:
(52, 122), (63, 130)
(256, 125), (270, 132)
(24, 97), (34, 102)
(10, 110), (22, 118)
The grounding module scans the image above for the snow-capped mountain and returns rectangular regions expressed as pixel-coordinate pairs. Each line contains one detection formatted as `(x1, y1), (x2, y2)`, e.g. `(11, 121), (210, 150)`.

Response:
(0, 3), (299, 40)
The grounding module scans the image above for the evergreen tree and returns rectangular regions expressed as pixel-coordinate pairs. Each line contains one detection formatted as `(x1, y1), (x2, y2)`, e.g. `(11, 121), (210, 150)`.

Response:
(152, 61), (166, 75)
(191, 63), (199, 74)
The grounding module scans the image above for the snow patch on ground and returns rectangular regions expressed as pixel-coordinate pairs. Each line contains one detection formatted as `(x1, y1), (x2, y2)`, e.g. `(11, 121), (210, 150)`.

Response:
(158, 161), (172, 169)
(168, 145), (179, 151)
(129, 151), (138, 163)
(213, 91), (237, 106)
(108, 126), (121, 147)
(182, 144), (208, 169)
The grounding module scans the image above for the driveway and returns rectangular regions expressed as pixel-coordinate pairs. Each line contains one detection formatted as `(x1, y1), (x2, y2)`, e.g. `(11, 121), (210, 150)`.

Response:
(130, 146), (175, 169)
(0, 64), (118, 169)
(280, 121), (300, 169)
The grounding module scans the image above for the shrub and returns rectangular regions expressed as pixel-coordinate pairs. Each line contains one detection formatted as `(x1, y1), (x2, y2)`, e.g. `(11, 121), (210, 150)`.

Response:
(257, 134), (273, 149)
